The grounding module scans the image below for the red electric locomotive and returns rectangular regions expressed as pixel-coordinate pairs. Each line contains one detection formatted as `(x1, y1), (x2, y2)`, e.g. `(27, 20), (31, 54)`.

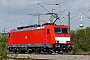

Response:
(7, 13), (72, 54)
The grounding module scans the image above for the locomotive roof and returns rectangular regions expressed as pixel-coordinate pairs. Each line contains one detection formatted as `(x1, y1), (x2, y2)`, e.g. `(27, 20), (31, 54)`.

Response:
(17, 23), (56, 30)
(15, 23), (68, 32)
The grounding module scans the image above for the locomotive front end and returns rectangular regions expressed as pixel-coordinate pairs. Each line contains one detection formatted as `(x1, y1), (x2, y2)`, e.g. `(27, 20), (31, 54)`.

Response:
(53, 26), (72, 53)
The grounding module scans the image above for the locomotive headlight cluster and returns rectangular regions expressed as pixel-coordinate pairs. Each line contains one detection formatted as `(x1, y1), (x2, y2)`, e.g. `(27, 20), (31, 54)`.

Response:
(56, 40), (59, 43)
(67, 41), (70, 43)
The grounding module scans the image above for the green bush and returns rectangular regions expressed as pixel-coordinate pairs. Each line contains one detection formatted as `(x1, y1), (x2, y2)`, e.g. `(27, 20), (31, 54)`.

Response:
(71, 27), (90, 54)
(0, 36), (9, 59)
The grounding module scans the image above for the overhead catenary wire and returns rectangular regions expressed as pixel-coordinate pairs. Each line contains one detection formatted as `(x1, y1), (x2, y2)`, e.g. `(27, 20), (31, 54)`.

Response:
(37, 3), (50, 12)
(0, 15), (31, 25)
(78, 9), (90, 19)
(8, 6), (39, 14)
(0, 2), (40, 17)
(2, 1), (41, 24)
(1, 0), (89, 28)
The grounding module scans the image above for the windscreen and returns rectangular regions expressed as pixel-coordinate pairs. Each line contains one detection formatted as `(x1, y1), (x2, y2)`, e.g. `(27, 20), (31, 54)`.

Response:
(54, 28), (68, 34)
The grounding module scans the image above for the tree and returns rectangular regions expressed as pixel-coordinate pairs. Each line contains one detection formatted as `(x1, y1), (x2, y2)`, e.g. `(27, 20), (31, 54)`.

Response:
(71, 27), (90, 54)
(0, 36), (9, 59)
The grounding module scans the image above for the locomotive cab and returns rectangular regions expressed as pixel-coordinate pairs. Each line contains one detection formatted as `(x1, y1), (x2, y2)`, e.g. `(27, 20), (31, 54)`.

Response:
(42, 24), (72, 53)
(54, 27), (72, 44)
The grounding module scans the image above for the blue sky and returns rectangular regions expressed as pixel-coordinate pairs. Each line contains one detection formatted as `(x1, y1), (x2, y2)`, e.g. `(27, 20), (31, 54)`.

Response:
(0, 0), (90, 32)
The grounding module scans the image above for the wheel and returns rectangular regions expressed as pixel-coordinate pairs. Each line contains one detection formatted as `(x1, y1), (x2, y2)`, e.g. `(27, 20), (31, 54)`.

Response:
(36, 48), (41, 54)
(48, 49), (53, 54)
(20, 50), (25, 54)
(28, 49), (32, 54)
(58, 50), (63, 54)
(9, 47), (13, 52)
(12, 48), (17, 54)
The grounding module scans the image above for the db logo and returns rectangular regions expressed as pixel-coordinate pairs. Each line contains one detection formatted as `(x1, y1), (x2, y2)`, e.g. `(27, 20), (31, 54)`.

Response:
(25, 36), (28, 39)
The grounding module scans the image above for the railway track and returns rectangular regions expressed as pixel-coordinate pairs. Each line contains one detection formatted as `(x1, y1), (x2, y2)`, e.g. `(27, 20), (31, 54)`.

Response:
(7, 54), (90, 60)
(7, 54), (53, 60)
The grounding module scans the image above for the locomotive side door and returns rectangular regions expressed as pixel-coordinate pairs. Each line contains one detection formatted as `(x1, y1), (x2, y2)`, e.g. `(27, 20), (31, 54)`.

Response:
(44, 29), (51, 43)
